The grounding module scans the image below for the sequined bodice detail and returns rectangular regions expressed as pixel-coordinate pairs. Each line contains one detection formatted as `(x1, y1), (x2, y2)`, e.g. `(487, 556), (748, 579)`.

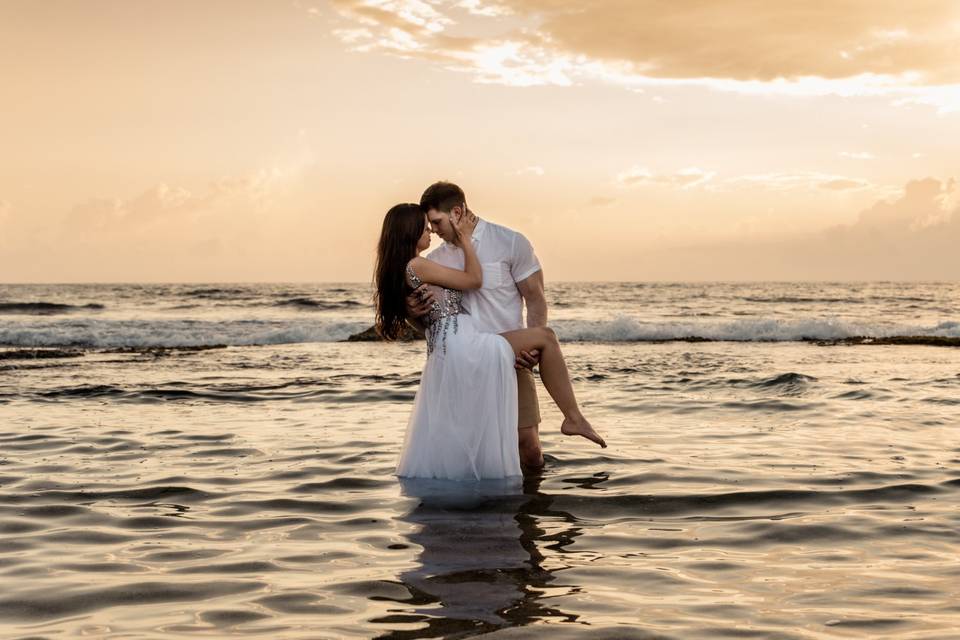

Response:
(406, 265), (464, 355)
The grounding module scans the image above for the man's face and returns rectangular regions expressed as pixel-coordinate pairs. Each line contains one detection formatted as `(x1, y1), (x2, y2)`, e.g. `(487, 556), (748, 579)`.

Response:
(426, 207), (458, 243)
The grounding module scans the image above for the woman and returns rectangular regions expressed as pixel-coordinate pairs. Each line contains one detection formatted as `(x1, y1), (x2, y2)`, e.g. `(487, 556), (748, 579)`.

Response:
(375, 203), (605, 481)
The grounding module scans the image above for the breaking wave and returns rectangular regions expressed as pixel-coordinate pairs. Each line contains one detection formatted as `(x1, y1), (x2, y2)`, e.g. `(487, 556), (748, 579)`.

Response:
(1, 316), (958, 348)
(272, 297), (364, 310)
(553, 317), (960, 343)
(0, 319), (369, 348)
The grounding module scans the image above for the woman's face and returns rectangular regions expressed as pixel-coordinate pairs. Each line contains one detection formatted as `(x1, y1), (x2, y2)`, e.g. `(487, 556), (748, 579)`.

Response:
(416, 215), (432, 252)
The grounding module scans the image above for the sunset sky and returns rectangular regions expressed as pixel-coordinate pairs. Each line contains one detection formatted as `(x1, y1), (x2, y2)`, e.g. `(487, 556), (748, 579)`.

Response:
(1, 0), (958, 282)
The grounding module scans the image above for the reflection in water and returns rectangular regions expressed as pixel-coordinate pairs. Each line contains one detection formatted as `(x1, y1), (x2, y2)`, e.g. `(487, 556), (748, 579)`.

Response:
(377, 474), (595, 638)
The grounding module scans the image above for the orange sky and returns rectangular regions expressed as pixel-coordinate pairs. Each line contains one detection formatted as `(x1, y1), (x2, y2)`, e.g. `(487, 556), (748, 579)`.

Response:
(1, 0), (958, 281)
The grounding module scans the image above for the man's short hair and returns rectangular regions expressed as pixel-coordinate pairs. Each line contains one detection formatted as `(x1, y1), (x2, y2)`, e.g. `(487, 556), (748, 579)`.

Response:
(420, 181), (466, 213)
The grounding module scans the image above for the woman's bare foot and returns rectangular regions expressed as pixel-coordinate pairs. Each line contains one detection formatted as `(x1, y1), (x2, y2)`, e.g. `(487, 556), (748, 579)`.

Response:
(561, 417), (607, 448)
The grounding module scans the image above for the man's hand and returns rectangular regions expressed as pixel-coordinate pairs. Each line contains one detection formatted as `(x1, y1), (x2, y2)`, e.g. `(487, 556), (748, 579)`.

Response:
(405, 284), (437, 319)
(515, 348), (540, 370)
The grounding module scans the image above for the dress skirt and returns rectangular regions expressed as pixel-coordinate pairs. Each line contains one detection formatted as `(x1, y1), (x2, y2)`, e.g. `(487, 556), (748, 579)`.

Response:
(396, 313), (522, 481)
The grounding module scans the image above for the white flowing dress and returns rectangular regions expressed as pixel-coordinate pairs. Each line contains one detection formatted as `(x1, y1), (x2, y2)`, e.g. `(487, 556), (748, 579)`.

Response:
(396, 265), (522, 482)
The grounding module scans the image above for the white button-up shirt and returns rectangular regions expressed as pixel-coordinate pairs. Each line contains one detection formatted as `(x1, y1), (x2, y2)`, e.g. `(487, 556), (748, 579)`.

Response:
(427, 219), (541, 334)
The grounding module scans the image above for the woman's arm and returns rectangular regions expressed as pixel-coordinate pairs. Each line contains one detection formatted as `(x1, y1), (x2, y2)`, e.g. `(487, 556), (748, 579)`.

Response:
(408, 244), (482, 290)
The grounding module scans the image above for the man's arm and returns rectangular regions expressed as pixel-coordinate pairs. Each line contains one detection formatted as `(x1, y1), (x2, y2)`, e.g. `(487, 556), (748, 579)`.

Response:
(515, 270), (546, 369)
(516, 270), (546, 328)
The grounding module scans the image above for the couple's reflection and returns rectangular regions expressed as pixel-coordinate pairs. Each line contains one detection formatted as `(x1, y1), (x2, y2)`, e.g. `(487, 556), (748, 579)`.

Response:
(374, 473), (588, 638)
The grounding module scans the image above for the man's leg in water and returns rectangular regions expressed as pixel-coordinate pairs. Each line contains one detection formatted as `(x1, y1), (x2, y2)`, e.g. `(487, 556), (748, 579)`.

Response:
(517, 367), (543, 471)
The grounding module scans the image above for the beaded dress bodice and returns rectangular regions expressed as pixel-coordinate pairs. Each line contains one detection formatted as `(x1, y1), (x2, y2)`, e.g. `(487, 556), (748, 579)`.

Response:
(406, 265), (464, 355)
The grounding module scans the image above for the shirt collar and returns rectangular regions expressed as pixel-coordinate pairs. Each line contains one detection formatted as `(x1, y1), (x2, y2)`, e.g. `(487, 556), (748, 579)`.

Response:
(472, 218), (488, 244)
(444, 217), (487, 247)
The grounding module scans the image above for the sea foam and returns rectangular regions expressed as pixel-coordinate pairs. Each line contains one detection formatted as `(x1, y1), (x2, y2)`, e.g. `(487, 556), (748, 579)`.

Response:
(0, 319), (369, 348)
(553, 317), (960, 342)
(1, 316), (958, 348)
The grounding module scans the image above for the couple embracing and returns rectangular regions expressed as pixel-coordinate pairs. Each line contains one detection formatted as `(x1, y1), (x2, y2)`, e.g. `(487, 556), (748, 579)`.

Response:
(374, 181), (605, 482)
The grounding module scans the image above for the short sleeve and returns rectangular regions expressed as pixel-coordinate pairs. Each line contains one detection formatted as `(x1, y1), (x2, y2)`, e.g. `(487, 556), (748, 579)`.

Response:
(510, 232), (541, 283)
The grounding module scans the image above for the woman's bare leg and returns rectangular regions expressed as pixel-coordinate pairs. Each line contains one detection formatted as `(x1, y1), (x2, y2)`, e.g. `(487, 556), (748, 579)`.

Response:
(500, 327), (606, 448)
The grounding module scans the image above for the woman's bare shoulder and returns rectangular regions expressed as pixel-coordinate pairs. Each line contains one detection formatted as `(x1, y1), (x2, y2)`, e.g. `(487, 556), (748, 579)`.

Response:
(407, 256), (429, 273)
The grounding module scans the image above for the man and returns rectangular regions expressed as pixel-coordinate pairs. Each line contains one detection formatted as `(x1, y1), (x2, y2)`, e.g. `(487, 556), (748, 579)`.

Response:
(406, 181), (548, 472)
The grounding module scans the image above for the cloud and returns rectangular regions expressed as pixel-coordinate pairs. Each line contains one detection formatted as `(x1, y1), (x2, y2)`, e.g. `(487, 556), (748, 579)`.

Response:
(852, 176), (956, 230)
(615, 166), (652, 186)
(66, 184), (196, 232)
(839, 151), (876, 160)
(327, 1), (960, 110)
(0, 159), (311, 280)
(456, 0), (512, 17)
(515, 165), (545, 176)
(613, 168), (873, 192)
(515, 1), (960, 83)
(587, 196), (617, 208)
(64, 177), (278, 233)
(722, 171), (872, 192)
(633, 176), (960, 280)
(820, 178), (872, 191)
(333, 27), (374, 44)
(63, 145), (314, 235)
(617, 166), (715, 189)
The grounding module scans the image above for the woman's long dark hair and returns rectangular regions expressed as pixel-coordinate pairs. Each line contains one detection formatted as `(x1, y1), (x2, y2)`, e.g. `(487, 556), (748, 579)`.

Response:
(374, 203), (426, 340)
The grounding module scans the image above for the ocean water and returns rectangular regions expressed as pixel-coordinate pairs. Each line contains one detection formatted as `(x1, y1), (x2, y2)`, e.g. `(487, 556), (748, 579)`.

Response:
(1, 282), (959, 638)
